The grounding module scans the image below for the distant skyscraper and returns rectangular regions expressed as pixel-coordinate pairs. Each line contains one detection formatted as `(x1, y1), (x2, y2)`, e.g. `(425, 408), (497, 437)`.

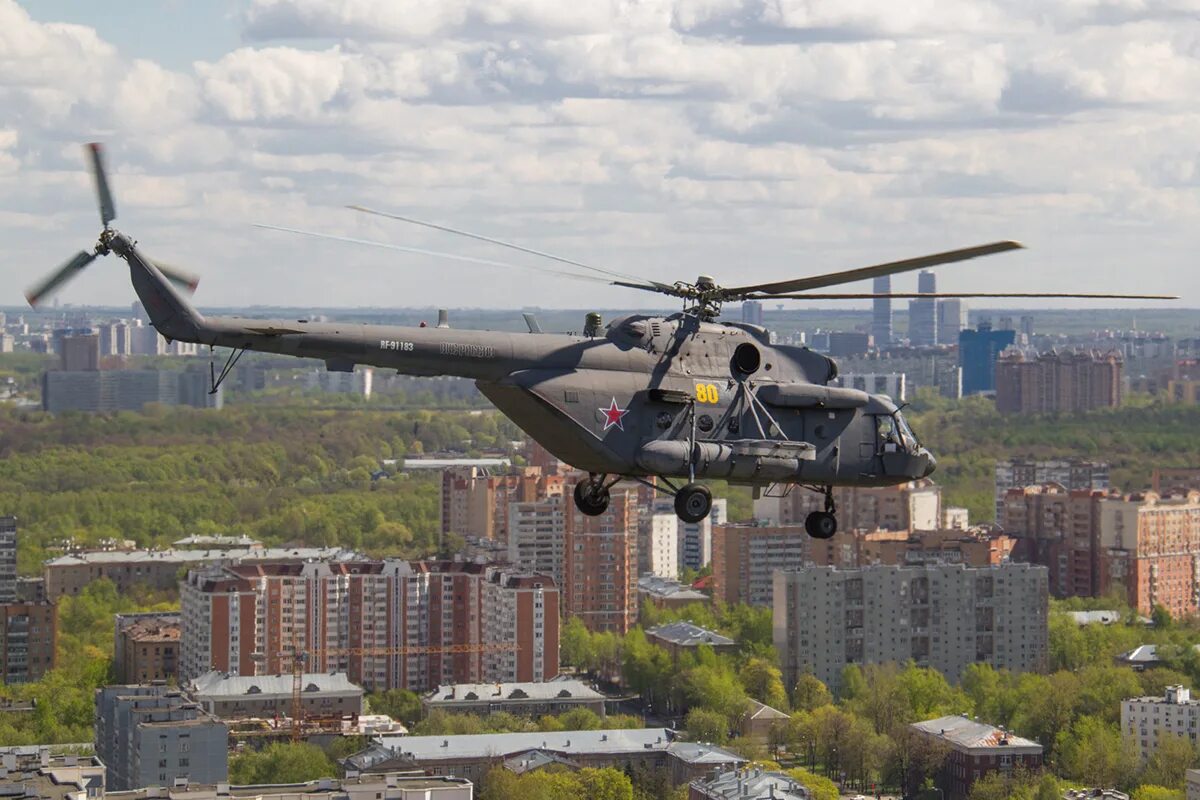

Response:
(741, 301), (764, 327)
(908, 271), (938, 346)
(958, 324), (1016, 395)
(1020, 315), (1035, 338)
(872, 276), (892, 347)
(937, 299), (967, 345)
(0, 517), (15, 605)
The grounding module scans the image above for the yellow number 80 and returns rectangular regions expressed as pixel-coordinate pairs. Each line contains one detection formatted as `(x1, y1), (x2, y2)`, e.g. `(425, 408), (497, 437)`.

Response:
(695, 383), (720, 404)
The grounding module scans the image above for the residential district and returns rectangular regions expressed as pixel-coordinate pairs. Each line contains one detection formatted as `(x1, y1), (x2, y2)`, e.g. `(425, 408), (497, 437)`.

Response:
(5, 304), (1200, 799)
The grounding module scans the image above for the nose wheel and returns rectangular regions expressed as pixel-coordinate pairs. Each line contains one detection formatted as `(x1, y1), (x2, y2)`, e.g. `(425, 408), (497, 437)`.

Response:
(674, 483), (713, 524)
(804, 485), (838, 539)
(573, 477), (611, 516)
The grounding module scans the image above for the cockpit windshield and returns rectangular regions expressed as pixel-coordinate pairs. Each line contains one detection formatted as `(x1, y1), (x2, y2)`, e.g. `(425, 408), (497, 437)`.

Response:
(894, 411), (919, 452)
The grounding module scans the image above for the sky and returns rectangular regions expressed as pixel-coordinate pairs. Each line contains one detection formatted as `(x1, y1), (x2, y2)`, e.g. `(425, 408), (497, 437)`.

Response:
(1, 0), (1198, 312)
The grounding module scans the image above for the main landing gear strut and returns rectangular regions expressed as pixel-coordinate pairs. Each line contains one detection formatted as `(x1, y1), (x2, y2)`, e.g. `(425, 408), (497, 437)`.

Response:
(804, 485), (838, 540)
(572, 474), (713, 524)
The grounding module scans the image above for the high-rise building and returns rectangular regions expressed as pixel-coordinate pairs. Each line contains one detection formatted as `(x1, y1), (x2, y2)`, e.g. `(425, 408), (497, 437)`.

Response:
(710, 524), (815, 607)
(994, 458), (1109, 522)
(443, 467), (563, 544)
(42, 368), (223, 413)
(958, 324), (1015, 395)
(741, 301), (764, 327)
(645, 498), (726, 576)
(0, 603), (56, 684)
(774, 562), (1049, 693)
(95, 684), (228, 790)
(646, 514), (679, 579)
(753, 481), (941, 532)
(1097, 491), (1200, 618)
(564, 487), (638, 633)
(1123, 686), (1200, 765)
(1020, 315), (1035, 338)
(99, 322), (133, 356)
(872, 276), (892, 347)
(937, 299), (967, 346)
(179, 560), (557, 691)
(508, 497), (567, 587)
(995, 349), (1124, 414)
(0, 516), (15, 604)
(908, 271), (938, 346)
(60, 334), (100, 371)
(834, 372), (906, 401)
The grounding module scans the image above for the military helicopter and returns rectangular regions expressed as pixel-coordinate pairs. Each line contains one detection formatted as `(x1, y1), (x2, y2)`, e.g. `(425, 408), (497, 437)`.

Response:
(26, 144), (1177, 537)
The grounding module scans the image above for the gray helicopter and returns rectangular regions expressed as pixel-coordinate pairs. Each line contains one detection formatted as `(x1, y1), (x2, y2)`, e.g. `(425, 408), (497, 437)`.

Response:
(27, 145), (1177, 538)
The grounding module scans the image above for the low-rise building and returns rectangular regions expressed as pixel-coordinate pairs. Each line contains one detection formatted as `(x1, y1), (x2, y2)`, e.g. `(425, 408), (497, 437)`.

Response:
(688, 767), (809, 800)
(911, 715), (1043, 800)
(738, 700), (789, 744)
(1187, 768), (1200, 800)
(346, 729), (743, 787)
(645, 622), (736, 660)
(1122, 686), (1200, 763)
(107, 774), (472, 800)
(188, 671), (364, 721)
(115, 613), (180, 684)
(421, 679), (605, 718)
(0, 747), (105, 800)
(637, 575), (709, 610)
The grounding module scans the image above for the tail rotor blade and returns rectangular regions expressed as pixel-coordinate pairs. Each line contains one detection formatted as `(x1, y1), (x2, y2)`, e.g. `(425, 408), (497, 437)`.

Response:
(150, 259), (201, 294)
(86, 143), (116, 227)
(25, 250), (98, 307)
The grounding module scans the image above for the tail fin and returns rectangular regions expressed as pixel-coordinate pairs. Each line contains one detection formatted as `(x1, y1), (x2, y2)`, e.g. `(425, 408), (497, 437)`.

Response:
(109, 232), (206, 342)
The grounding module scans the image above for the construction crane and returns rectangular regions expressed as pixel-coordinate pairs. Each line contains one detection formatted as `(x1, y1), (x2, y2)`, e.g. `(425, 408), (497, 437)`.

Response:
(284, 641), (520, 742)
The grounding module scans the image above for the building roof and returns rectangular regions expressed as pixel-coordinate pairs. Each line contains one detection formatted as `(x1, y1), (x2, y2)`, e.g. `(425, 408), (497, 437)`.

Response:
(637, 575), (709, 603)
(646, 621), (735, 648)
(424, 680), (604, 705)
(743, 700), (790, 722)
(1067, 610), (1121, 626)
(174, 535), (261, 548)
(398, 458), (511, 470)
(190, 671), (363, 700)
(911, 715), (1041, 754)
(0, 748), (105, 800)
(690, 767), (809, 800)
(366, 728), (740, 766)
(45, 546), (357, 567)
(105, 773), (471, 800)
(501, 749), (580, 774)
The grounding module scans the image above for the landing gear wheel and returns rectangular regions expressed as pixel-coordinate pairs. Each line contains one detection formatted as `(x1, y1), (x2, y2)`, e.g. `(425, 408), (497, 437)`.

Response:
(805, 511), (838, 540)
(573, 480), (610, 516)
(675, 483), (713, 524)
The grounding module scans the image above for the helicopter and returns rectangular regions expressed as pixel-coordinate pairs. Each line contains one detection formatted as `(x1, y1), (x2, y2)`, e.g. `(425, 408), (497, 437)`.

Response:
(26, 144), (1177, 538)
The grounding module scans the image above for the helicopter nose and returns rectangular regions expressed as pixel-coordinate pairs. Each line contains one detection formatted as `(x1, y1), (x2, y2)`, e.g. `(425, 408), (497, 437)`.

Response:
(921, 451), (937, 478)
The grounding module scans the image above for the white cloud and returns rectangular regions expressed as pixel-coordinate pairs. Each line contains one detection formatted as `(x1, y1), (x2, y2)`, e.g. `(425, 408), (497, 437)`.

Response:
(0, 0), (1195, 309)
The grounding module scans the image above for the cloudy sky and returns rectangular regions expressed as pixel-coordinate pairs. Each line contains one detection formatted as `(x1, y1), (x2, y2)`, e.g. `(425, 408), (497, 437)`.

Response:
(2, 0), (1197, 311)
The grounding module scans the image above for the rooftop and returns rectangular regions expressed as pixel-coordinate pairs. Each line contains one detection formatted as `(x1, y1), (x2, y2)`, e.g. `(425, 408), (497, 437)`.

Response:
(424, 680), (603, 704)
(45, 546), (358, 567)
(190, 671), (363, 699)
(637, 575), (709, 603)
(105, 773), (471, 800)
(911, 715), (1042, 754)
(0, 747), (105, 800)
(173, 535), (261, 548)
(645, 621), (735, 648)
(1067, 610), (1121, 626)
(690, 767), (809, 800)
(122, 618), (181, 643)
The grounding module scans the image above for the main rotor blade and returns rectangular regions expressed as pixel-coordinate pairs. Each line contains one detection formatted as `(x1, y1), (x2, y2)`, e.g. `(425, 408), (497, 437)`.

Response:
(757, 291), (1179, 300)
(25, 250), (98, 307)
(87, 143), (116, 227)
(347, 205), (652, 285)
(254, 224), (611, 284)
(720, 241), (1024, 299)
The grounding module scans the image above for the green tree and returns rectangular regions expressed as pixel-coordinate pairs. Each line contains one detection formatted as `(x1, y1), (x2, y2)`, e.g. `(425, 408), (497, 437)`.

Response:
(1131, 787), (1185, 800)
(367, 689), (422, 723)
(229, 743), (336, 785)
(1054, 715), (1136, 788)
(792, 673), (833, 712)
(1141, 733), (1198, 789)
(740, 657), (790, 711)
(685, 707), (730, 744)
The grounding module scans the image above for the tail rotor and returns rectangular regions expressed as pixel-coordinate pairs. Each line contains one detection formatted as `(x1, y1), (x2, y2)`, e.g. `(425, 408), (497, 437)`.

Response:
(24, 143), (200, 307)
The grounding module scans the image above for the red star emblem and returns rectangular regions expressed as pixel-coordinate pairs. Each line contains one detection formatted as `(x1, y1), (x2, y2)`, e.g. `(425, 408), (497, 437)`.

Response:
(600, 397), (630, 431)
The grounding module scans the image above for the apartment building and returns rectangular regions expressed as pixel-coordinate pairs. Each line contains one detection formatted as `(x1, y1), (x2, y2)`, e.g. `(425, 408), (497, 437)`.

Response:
(753, 481), (941, 532)
(911, 715), (1043, 800)
(1122, 686), (1200, 763)
(994, 458), (1109, 521)
(1099, 491), (1200, 618)
(564, 487), (639, 634)
(114, 613), (180, 684)
(710, 524), (815, 607)
(179, 560), (557, 691)
(995, 349), (1123, 414)
(0, 603), (56, 684)
(0, 516), (15, 604)
(999, 484), (1111, 599)
(441, 465), (565, 544)
(774, 563), (1049, 693)
(95, 685), (228, 791)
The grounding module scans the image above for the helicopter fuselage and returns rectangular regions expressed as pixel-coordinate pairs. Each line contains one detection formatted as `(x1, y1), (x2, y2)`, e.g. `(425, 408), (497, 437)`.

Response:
(121, 231), (935, 489)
